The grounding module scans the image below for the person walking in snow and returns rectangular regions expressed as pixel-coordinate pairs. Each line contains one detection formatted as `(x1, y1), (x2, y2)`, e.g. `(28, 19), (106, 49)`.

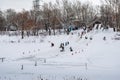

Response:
(60, 43), (64, 52)
(51, 42), (54, 47)
(65, 42), (67, 46)
(70, 47), (73, 52)
(60, 46), (64, 52)
(65, 42), (69, 46)
(85, 36), (88, 39)
(59, 44), (62, 48)
(80, 31), (84, 38)
(61, 43), (64, 47)
(67, 41), (69, 45)
(90, 37), (92, 40)
(103, 36), (106, 41)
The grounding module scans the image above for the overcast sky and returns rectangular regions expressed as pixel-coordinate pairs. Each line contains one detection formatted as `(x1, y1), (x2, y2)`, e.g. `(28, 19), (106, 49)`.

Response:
(0, 0), (102, 12)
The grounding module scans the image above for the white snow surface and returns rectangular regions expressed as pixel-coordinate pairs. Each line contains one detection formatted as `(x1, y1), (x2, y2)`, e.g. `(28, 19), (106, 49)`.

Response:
(0, 28), (120, 80)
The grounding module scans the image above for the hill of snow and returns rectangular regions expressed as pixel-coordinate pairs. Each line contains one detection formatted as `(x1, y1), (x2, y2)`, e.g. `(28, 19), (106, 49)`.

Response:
(0, 28), (120, 80)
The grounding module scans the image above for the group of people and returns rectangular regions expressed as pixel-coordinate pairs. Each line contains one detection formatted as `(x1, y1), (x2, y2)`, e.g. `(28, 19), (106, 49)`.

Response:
(85, 36), (93, 40)
(50, 41), (73, 52)
(59, 42), (73, 52)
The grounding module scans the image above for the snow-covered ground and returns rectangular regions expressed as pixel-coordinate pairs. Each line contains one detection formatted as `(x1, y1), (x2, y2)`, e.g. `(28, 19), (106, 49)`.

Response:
(0, 28), (120, 80)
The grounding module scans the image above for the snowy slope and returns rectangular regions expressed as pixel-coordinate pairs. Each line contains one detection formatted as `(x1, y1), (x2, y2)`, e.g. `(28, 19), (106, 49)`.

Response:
(0, 28), (120, 80)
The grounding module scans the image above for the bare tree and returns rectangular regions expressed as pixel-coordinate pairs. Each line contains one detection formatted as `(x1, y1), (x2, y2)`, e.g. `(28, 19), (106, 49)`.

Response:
(0, 10), (6, 31)
(101, 0), (120, 31)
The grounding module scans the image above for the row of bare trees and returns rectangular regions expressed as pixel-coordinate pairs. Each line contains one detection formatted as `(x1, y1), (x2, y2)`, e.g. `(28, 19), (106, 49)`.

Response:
(0, 0), (120, 33)
(100, 0), (120, 31)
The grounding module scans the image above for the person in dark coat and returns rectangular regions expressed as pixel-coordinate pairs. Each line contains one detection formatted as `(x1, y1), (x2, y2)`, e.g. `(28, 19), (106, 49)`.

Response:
(90, 37), (92, 40)
(60, 46), (64, 52)
(85, 36), (88, 39)
(60, 43), (64, 47)
(103, 36), (106, 41)
(67, 42), (69, 45)
(70, 47), (73, 52)
(60, 43), (64, 52)
(51, 43), (54, 47)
